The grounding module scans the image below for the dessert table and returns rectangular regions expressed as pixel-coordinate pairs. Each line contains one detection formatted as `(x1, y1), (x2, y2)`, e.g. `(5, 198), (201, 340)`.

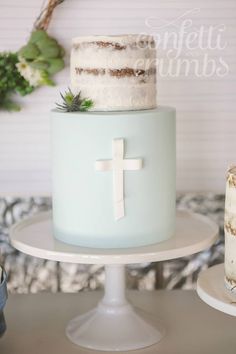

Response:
(1, 290), (236, 354)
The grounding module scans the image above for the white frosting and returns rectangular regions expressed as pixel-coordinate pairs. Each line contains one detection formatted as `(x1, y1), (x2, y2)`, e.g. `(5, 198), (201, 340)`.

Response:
(225, 230), (236, 291)
(70, 34), (157, 111)
(225, 187), (236, 214)
(225, 166), (236, 292)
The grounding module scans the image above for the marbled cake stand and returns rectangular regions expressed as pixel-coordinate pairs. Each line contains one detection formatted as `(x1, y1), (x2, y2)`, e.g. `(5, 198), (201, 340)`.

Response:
(10, 210), (218, 351)
(197, 263), (236, 316)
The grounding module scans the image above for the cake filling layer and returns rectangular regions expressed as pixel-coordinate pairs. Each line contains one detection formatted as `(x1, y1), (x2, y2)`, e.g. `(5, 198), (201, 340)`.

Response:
(72, 40), (155, 51)
(74, 67), (156, 77)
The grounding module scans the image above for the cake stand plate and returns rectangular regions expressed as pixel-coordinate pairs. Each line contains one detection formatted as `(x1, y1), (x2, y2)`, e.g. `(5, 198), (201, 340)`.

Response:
(197, 264), (236, 317)
(10, 210), (218, 352)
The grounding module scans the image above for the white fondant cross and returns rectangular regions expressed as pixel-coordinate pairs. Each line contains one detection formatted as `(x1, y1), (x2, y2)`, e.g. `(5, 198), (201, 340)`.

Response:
(95, 139), (143, 220)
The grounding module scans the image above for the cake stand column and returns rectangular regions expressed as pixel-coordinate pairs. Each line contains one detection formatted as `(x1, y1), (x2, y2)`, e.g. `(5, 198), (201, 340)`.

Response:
(66, 264), (165, 351)
(102, 264), (126, 306)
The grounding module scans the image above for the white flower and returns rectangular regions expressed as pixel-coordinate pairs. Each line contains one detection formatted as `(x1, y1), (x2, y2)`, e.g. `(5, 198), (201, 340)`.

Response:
(16, 57), (42, 87)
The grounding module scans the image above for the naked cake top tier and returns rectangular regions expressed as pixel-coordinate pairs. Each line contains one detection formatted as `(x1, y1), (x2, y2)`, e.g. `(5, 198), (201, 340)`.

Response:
(70, 34), (157, 111)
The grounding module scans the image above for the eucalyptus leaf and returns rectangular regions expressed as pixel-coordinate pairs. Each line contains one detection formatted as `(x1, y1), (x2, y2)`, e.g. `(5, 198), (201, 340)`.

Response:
(29, 30), (49, 44)
(30, 60), (49, 70)
(59, 45), (65, 57)
(37, 41), (60, 59)
(37, 37), (58, 48)
(40, 71), (55, 86)
(18, 43), (40, 60)
(47, 58), (65, 74)
(48, 38), (59, 46)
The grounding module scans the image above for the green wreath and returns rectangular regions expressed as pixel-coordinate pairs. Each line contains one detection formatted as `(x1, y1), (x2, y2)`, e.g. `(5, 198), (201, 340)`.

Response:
(0, 0), (65, 111)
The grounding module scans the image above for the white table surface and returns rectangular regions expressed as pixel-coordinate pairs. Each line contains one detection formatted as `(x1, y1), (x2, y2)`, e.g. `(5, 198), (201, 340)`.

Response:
(1, 290), (236, 354)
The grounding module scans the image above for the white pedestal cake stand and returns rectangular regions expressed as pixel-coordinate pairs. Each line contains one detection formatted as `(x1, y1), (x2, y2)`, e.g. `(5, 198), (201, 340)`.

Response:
(197, 263), (236, 317)
(10, 210), (218, 352)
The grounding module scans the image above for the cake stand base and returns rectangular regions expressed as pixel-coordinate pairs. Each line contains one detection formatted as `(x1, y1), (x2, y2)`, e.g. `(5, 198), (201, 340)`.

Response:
(66, 264), (165, 351)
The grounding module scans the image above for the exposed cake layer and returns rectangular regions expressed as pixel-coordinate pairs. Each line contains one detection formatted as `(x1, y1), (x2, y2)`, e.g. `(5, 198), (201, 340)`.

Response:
(71, 34), (157, 111)
(225, 166), (236, 294)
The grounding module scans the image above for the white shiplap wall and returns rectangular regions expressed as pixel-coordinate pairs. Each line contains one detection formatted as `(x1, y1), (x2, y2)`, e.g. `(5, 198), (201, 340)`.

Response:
(0, 0), (236, 195)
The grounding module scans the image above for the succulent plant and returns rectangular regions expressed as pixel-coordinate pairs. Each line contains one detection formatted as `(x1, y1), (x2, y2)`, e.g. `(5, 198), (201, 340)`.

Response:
(0, 0), (66, 111)
(56, 89), (94, 112)
(18, 30), (65, 84)
(18, 43), (40, 60)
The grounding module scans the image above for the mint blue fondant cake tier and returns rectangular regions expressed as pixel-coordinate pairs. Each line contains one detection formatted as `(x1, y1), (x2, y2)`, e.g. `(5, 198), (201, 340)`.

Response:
(51, 107), (176, 248)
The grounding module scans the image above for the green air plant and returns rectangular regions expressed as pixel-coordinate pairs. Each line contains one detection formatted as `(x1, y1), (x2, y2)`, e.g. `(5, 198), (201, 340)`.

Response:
(56, 89), (94, 112)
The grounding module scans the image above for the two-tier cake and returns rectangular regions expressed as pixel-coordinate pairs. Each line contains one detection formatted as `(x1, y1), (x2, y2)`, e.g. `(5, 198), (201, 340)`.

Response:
(52, 34), (176, 248)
